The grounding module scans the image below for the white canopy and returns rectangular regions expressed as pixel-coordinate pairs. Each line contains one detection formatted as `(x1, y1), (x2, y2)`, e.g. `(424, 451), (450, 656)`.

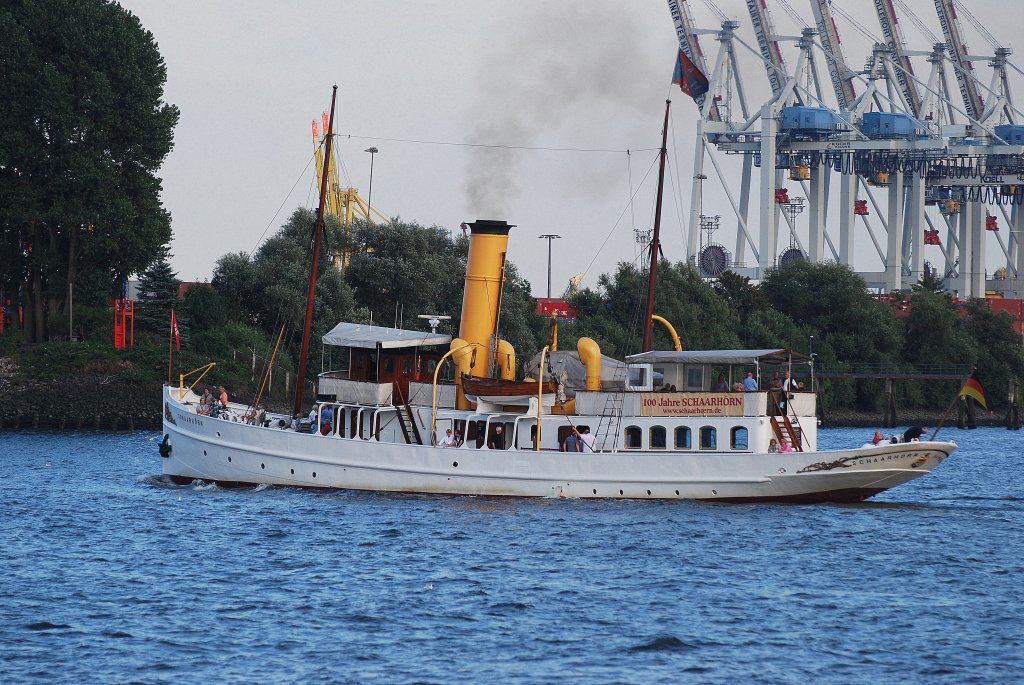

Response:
(321, 322), (452, 350)
(625, 349), (810, 366)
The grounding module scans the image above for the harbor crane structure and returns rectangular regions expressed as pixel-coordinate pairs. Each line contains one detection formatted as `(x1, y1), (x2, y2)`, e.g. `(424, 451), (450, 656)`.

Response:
(311, 115), (388, 269)
(667, 0), (1024, 299)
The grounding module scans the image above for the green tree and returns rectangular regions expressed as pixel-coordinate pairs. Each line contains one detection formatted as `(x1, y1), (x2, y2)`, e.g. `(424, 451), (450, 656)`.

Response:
(345, 219), (468, 328)
(761, 261), (902, 408)
(135, 247), (181, 338)
(0, 0), (179, 343)
(961, 299), (1024, 409)
(213, 208), (357, 379)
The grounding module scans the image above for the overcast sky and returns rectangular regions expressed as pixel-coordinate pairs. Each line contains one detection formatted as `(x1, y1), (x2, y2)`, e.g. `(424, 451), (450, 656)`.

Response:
(119, 0), (1021, 299)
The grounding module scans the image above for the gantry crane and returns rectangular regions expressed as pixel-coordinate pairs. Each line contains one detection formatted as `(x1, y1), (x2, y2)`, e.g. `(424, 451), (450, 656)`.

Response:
(311, 115), (387, 268)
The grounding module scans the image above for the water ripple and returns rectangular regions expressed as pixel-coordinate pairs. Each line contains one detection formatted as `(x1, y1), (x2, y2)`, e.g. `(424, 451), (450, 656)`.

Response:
(1, 428), (1022, 683)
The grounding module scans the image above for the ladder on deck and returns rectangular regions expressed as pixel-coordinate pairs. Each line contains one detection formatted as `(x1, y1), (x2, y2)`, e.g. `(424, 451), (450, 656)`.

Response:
(769, 393), (804, 451)
(592, 391), (625, 452)
(394, 384), (424, 445)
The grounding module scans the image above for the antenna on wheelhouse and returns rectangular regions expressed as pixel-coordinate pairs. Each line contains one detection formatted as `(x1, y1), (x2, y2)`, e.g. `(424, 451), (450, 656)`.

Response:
(641, 99), (671, 353)
(293, 85), (338, 418)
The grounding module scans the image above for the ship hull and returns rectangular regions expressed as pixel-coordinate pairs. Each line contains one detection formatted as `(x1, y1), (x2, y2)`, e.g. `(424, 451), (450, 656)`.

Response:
(161, 389), (953, 503)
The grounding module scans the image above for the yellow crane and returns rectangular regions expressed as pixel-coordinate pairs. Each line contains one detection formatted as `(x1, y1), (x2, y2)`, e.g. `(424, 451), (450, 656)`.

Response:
(311, 114), (388, 268)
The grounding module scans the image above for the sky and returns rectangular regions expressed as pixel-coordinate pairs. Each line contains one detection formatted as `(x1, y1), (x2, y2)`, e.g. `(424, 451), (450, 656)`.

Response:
(119, 0), (1022, 299)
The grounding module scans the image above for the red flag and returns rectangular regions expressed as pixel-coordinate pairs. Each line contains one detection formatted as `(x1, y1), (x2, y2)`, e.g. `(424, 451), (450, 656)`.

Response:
(171, 309), (181, 351)
(672, 49), (709, 99)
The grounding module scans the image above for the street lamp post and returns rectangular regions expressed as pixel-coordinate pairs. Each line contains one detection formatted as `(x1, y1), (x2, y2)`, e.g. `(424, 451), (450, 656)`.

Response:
(364, 147), (378, 223)
(538, 234), (562, 298)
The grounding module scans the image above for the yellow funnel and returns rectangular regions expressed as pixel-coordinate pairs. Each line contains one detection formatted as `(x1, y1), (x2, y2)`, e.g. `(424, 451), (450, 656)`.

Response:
(458, 220), (513, 379)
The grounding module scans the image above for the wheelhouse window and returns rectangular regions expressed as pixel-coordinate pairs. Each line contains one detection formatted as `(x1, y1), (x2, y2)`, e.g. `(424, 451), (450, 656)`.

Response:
(674, 426), (692, 449)
(699, 426), (717, 450)
(624, 426), (642, 449)
(731, 426), (749, 450)
(650, 425), (667, 449)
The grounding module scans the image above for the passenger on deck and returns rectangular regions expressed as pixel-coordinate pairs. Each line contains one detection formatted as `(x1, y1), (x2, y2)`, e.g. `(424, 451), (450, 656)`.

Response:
(768, 373), (782, 390)
(197, 387), (213, 415)
(453, 429), (464, 448)
(779, 438), (794, 453)
(218, 386), (229, 407)
(768, 438), (779, 453)
(320, 404), (334, 429)
(904, 426), (927, 442)
(489, 425), (505, 450)
(713, 374), (729, 392)
(439, 428), (455, 448)
(563, 430), (581, 453)
(743, 372), (758, 392)
(578, 426), (596, 453)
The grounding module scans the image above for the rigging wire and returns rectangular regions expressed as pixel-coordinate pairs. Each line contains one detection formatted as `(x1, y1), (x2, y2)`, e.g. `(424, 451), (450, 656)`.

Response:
(955, 0), (1000, 49)
(892, 0), (940, 45)
(699, 0), (728, 24)
(775, 0), (809, 28)
(249, 151), (318, 258)
(580, 149), (661, 283)
(339, 133), (654, 155)
(830, 3), (881, 44)
(627, 150), (638, 261)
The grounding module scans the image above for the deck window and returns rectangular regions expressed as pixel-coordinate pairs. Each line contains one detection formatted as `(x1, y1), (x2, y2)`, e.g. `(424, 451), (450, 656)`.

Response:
(674, 426), (692, 449)
(731, 426), (749, 450)
(624, 426), (642, 449)
(699, 426), (717, 450)
(650, 425), (667, 449)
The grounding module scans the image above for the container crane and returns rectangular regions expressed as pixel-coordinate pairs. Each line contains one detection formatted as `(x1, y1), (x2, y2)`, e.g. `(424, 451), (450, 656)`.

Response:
(809, 0), (857, 112)
(933, 0), (984, 121)
(872, 0), (924, 117)
(311, 116), (387, 269)
(666, 0), (721, 122)
(746, 0), (794, 101)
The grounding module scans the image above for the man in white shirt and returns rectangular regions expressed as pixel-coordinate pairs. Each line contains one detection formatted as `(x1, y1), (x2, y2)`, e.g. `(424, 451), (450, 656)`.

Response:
(439, 428), (455, 448)
(578, 426), (596, 453)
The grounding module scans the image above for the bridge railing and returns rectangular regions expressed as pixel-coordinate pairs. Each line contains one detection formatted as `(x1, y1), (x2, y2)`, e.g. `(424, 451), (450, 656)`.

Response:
(815, 363), (969, 380)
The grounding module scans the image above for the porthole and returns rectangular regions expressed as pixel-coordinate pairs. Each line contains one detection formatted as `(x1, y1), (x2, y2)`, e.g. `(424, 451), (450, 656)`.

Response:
(312, 472), (316, 478)
(712, 489), (717, 495)
(216, 431), (221, 437)
(675, 490), (680, 496)
(227, 456), (230, 462)
(593, 489), (597, 495)
(619, 489), (624, 496)
(261, 463), (265, 469)
(203, 450), (207, 456)
(290, 468), (294, 475)
(646, 489), (652, 496)
(453, 461), (459, 467)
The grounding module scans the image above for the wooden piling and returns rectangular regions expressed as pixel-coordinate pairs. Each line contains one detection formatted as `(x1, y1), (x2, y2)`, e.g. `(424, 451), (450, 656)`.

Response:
(882, 378), (897, 427)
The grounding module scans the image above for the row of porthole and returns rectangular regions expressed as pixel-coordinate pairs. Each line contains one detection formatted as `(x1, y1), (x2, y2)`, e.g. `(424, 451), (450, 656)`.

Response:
(216, 451), (319, 479)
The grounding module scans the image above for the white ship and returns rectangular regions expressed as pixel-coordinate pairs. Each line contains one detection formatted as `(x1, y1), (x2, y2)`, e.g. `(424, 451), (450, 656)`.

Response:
(158, 93), (955, 503)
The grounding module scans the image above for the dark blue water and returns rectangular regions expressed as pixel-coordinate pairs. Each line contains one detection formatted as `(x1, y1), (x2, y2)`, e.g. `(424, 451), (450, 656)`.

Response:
(1, 428), (1022, 684)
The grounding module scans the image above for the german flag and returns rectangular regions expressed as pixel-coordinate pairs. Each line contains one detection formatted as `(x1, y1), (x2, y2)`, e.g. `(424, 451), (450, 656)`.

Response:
(959, 370), (988, 411)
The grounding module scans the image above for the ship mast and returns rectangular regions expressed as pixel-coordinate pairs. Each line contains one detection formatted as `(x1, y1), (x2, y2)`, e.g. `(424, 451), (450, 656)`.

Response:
(293, 85), (338, 417)
(642, 99), (671, 353)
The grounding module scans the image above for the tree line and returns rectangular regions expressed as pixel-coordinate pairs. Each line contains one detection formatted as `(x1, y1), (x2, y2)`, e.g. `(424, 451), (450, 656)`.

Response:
(2, 0), (1021, 414)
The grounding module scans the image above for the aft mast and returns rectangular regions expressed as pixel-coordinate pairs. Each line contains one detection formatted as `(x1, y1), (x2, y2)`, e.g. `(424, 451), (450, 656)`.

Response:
(641, 99), (671, 353)
(293, 85), (338, 418)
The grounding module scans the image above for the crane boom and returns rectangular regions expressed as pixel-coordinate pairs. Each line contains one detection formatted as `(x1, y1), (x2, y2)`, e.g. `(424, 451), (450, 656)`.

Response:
(872, 0), (924, 116)
(746, 0), (791, 99)
(666, 0), (721, 121)
(809, 0), (856, 110)
(933, 0), (985, 121)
